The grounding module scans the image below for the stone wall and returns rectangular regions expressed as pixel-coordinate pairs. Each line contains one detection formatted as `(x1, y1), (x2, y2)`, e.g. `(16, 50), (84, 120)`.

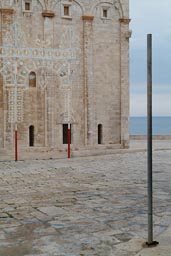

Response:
(0, 0), (131, 157)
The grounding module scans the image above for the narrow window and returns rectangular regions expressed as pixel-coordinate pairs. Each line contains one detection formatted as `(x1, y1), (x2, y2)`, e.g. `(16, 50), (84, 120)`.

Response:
(103, 9), (108, 18)
(98, 124), (103, 144)
(63, 124), (72, 144)
(29, 125), (34, 147)
(29, 72), (36, 87)
(64, 6), (69, 16)
(25, 2), (31, 11)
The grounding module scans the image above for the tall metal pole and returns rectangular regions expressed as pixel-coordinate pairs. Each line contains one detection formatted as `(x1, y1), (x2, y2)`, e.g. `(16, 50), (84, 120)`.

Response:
(146, 34), (158, 247)
(147, 33), (153, 245)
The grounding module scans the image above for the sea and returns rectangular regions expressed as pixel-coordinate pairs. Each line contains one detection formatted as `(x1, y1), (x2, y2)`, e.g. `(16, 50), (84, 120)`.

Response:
(130, 116), (171, 135)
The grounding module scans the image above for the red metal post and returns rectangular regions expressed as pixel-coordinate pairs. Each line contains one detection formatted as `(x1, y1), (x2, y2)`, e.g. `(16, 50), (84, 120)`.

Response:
(15, 129), (18, 161)
(68, 123), (71, 158)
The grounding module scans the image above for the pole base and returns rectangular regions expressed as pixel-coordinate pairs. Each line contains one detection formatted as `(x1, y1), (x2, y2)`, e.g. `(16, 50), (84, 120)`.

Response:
(144, 241), (159, 248)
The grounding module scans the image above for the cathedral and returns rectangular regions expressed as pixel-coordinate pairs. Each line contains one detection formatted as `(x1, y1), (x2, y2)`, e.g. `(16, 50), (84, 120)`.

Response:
(0, 0), (131, 159)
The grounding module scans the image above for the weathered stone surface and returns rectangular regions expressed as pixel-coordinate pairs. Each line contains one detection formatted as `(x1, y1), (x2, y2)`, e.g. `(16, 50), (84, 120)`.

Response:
(0, 0), (130, 159)
(0, 147), (171, 255)
(38, 206), (67, 217)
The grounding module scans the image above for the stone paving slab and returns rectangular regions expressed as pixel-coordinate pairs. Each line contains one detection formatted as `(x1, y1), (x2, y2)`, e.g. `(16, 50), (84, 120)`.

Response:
(135, 226), (171, 256)
(1, 149), (171, 255)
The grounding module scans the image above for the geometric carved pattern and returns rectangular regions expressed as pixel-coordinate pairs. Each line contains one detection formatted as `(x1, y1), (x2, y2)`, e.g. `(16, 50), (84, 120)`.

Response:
(1, 22), (78, 125)
(0, 22), (79, 90)
(7, 88), (24, 123)
(1, 59), (27, 87)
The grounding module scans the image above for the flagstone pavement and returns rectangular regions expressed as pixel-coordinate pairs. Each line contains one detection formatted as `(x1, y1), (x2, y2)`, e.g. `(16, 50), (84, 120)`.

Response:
(1, 148), (171, 255)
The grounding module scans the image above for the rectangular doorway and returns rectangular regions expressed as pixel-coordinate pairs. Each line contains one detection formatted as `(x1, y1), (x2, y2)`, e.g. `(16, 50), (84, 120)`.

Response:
(63, 124), (72, 144)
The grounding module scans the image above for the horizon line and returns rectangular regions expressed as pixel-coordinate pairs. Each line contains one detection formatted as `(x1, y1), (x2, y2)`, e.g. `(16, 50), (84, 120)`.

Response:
(130, 115), (171, 117)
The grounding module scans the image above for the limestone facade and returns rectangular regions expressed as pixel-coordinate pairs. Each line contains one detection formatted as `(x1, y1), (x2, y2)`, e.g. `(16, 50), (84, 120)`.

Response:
(0, 0), (131, 157)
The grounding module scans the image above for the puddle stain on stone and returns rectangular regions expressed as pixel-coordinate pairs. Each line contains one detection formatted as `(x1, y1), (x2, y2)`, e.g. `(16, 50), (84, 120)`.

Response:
(0, 223), (44, 256)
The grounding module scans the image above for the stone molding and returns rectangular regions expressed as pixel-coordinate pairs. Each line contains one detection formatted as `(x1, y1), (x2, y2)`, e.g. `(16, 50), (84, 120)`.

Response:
(0, 8), (14, 14)
(82, 15), (94, 21)
(42, 10), (55, 18)
(119, 18), (131, 24)
(125, 30), (132, 39)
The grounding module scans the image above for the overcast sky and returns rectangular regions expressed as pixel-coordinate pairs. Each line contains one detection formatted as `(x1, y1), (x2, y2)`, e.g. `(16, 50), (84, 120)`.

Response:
(130, 0), (171, 116)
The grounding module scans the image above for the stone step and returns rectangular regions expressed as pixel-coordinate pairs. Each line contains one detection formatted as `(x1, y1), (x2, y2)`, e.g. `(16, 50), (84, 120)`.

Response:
(0, 148), (66, 161)
(0, 144), (124, 161)
(72, 144), (123, 157)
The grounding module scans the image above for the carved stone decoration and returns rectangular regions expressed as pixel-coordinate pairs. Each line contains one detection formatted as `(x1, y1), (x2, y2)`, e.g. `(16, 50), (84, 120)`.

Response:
(0, 0), (13, 8)
(91, 0), (124, 19)
(59, 27), (81, 51)
(44, 0), (49, 9)
(0, 0), (130, 154)
(125, 30), (132, 39)
(3, 22), (27, 47)
(114, 0), (123, 17)
(60, 86), (75, 124)
(7, 87), (24, 123)
(119, 18), (131, 24)
(0, 23), (80, 89)
(0, 59), (28, 87)
(42, 10), (55, 17)
(38, 0), (57, 11)
(38, 67), (49, 90)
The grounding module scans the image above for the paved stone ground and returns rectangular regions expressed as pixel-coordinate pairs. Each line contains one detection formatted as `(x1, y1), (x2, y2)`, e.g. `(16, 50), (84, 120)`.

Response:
(1, 148), (171, 256)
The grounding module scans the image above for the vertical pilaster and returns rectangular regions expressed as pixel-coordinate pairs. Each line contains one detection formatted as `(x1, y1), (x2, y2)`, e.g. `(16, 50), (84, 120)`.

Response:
(43, 16), (54, 147)
(43, 16), (54, 48)
(0, 12), (3, 148)
(0, 74), (4, 148)
(0, 9), (14, 149)
(119, 18), (131, 148)
(82, 15), (94, 146)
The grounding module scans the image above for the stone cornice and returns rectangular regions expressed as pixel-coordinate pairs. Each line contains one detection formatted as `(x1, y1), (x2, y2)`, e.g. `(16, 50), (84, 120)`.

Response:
(0, 8), (14, 14)
(42, 10), (55, 18)
(119, 18), (131, 24)
(82, 15), (94, 21)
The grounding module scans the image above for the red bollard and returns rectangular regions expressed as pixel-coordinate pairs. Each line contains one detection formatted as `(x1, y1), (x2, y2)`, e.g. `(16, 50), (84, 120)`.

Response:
(15, 129), (18, 161)
(68, 123), (71, 158)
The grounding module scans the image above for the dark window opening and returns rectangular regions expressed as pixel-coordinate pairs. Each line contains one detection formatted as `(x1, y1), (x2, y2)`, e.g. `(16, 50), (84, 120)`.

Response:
(103, 9), (108, 18)
(63, 124), (72, 144)
(29, 72), (36, 87)
(98, 124), (103, 144)
(29, 125), (34, 147)
(25, 2), (31, 11)
(64, 6), (70, 16)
